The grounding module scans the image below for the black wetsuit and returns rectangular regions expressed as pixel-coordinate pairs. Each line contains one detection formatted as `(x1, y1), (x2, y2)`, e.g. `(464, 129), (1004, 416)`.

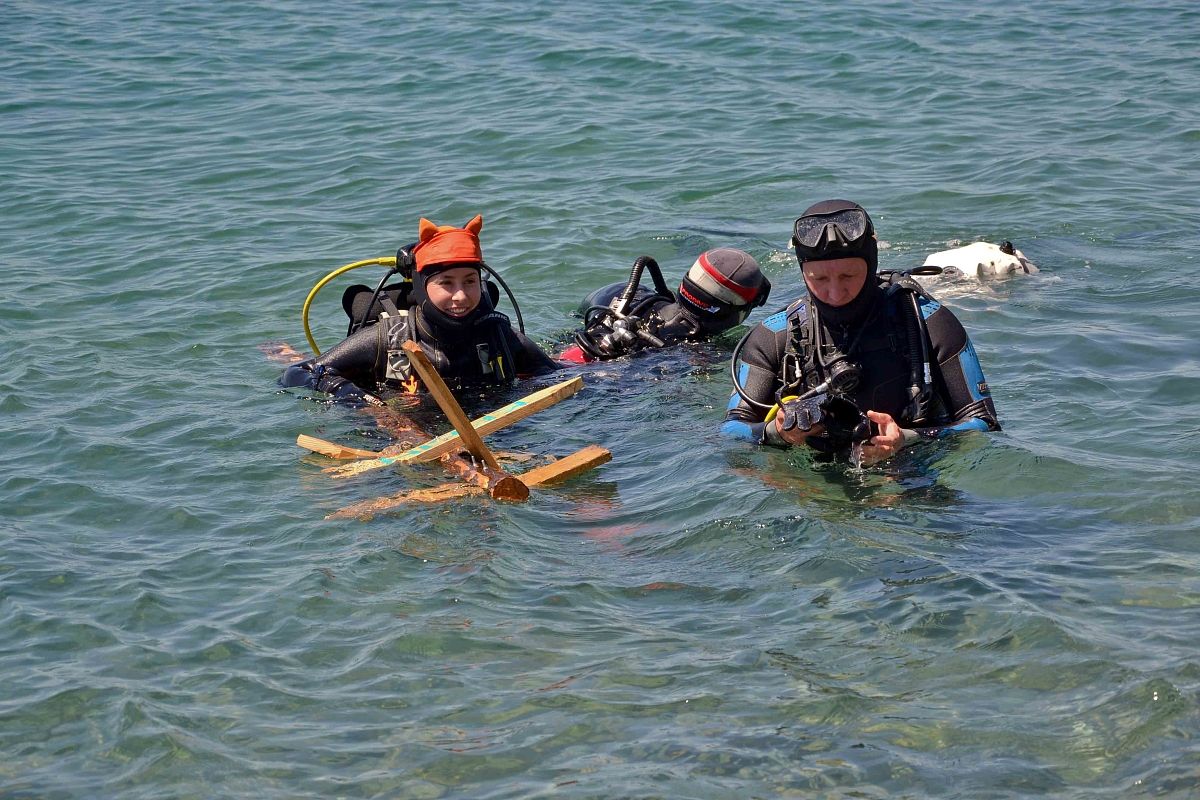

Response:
(721, 283), (999, 446)
(282, 298), (558, 401)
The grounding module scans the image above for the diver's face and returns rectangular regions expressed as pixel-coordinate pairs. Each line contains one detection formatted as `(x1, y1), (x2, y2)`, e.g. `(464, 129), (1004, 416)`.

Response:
(426, 267), (482, 317)
(802, 257), (869, 307)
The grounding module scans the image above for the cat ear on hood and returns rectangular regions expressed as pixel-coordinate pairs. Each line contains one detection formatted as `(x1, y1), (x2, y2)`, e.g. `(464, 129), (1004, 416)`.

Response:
(418, 217), (440, 243)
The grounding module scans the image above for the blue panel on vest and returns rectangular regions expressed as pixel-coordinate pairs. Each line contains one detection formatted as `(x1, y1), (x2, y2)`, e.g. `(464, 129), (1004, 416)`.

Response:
(918, 295), (941, 319)
(940, 417), (990, 436)
(762, 309), (789, 333)
(959, 338), (988, 402)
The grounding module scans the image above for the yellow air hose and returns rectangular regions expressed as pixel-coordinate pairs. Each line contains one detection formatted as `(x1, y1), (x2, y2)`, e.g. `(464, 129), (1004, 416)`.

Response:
(764, 396), (800, 426)
(302, 256), (397, 355)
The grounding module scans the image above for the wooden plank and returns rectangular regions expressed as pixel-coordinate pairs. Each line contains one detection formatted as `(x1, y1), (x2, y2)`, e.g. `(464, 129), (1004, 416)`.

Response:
(367, 406), (527, 501)
(275, 339), (528, 504)
(519, 445), (612, 487)
(369, 407), (525, 501)
(400, 340), (501, 470)
(296, 434), (381, 460)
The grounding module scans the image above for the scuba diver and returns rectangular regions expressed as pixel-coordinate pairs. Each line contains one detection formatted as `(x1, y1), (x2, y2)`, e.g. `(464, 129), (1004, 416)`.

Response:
(282, 214), (558, 403)
(721, 200), (1000, 465)
(560, 248), (771, 363)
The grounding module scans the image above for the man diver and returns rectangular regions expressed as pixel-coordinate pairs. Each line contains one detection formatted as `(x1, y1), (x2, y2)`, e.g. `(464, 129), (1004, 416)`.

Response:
(281, 214), (558, 403)
(721, 200), (1000, 465)
(560, 248), (771, 363)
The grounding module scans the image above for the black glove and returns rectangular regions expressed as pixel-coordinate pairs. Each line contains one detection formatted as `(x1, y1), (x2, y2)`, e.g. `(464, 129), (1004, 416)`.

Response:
(312, 365), (372, 404)
(779, 394), (827, 433)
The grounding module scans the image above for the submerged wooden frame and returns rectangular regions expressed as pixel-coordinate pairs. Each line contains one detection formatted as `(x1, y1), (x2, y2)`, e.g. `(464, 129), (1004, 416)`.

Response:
(297, 341), (610, 516)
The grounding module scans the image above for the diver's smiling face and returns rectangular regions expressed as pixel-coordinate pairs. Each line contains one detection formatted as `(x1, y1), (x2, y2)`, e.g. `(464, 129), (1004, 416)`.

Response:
(802, 257), (869, 307)
(426, 267), (482, 317)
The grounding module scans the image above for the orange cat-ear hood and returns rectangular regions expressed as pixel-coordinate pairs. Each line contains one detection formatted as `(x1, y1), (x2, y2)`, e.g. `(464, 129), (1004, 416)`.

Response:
(413, 214), (483, 273)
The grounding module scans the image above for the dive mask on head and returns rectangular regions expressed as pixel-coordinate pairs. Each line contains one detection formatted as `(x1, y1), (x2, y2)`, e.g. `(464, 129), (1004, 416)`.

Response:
(791, 208), (871, 261)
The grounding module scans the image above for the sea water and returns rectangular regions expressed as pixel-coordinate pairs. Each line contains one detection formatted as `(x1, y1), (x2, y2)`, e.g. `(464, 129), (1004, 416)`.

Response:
(2, 1), (1199, 797)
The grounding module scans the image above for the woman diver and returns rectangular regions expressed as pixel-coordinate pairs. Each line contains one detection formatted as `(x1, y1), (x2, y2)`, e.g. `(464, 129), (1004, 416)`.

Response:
(281, 214), (559, 403)
(721, 200), (1000, 465)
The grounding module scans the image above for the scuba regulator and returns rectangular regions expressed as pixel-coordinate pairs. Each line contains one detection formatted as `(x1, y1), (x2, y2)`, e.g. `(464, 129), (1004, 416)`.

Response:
(774, 356), (875, 453)
(731, 314), (876, 453)
(572, 256), (675, 360)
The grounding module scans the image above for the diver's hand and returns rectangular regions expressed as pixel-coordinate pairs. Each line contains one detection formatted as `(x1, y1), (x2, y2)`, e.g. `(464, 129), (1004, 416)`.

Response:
(774, 398), (825, 447)
(857, 410), (904, 465)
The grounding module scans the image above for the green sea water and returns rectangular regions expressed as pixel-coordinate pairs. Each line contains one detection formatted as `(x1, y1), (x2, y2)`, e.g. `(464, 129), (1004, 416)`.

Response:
(3, 1), (1199, 797)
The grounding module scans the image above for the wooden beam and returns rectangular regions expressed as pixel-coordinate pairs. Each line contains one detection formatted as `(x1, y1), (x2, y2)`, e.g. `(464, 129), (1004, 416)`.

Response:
(366, 406), (527, 501)
(400, 340), (502, 470)
(296, 434), (381, 460)
(277, 338), (529, 505)
(441, 455), (529, 501)
(519, 445), (612, 487)
(327, 483), (483, 520)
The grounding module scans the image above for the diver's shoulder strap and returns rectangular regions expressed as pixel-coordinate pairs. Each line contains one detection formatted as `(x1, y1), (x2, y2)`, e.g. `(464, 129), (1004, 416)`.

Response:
(472, 310), (517, 382)
(879, 270), (939, 304)
(780, 299), (815, 394)
(878, 272), (937, 424)
(379, 294), (401, 316)
(376, 310), (416, 385)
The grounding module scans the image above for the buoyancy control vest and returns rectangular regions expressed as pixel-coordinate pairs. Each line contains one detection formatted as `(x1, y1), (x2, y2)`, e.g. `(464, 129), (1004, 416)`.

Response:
(779, 271), (940, 426)
(341, 278), (517, 390)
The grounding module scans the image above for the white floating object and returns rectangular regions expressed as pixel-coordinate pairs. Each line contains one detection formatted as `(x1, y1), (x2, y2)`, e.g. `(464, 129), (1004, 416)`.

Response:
(923, 241), (1038, 280)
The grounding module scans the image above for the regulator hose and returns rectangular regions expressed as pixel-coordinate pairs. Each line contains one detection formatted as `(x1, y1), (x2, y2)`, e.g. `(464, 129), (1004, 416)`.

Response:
(573, 255), (675, 359)
(614, 256), (652, 315)
(729, 325), (846, 415)
(480, 262), (525, 334)
(302, 256), (397, 356)
(905, 290), (933, 423)
(729, 327), (775, 411)
(645, 256), (672, 298)
(349, 264), (401, 336)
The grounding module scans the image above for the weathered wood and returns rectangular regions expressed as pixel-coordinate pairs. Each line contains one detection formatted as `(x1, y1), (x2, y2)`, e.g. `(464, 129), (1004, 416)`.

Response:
(299, 409), (529, 502)
(328, 484), (480, 519)
(327, 483), (484, 520)
(363, 404), (505, 494)
(519, 445), (612, 487)
(400, 341), (502, 470)
(437, 453), (529, 501)
(363, 403), (428, 447)
(289, 342), (610, 513)
(275, 338), (532, 506)
(327, 376), (583, 478)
